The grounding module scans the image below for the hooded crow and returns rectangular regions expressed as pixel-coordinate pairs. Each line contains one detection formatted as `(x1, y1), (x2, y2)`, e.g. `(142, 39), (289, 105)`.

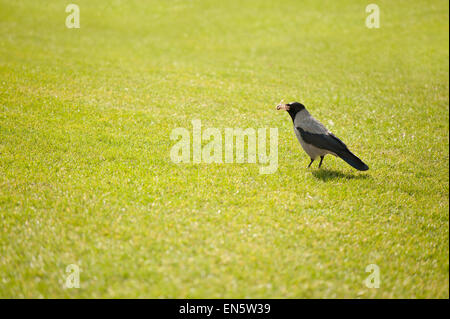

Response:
(277, 101), (369, 171)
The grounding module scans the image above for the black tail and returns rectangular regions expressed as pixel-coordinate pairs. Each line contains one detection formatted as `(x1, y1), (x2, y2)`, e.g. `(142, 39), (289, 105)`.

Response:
(337, 149), (369, 171)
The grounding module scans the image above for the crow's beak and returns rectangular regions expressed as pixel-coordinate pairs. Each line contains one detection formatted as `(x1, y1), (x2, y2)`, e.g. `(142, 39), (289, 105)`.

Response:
(276, 102), (290, 111)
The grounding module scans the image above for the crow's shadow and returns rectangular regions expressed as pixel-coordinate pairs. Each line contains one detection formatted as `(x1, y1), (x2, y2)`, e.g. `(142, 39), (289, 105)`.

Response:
(312, 169), (371, 181)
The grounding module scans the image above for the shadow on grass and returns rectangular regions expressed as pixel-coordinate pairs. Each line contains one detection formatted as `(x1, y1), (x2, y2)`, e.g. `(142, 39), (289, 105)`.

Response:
(312, 169), (371, 181)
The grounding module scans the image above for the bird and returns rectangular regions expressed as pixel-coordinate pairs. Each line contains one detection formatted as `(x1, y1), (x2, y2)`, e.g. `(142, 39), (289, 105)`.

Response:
(276, 101), (369, 171)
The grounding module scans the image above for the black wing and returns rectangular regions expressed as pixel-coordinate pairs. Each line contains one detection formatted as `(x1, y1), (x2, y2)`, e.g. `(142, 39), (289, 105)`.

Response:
(296, 127), (369, 170)
(296, 127), (348, 153)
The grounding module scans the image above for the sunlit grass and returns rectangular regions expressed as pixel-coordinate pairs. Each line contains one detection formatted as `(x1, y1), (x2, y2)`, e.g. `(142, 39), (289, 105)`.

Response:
(0, 0), (448, 298)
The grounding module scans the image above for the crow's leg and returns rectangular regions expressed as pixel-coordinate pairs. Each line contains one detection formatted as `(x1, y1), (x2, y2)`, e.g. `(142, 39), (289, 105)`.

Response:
(318, 156), (324, 168)
(307, 158), (314, 168)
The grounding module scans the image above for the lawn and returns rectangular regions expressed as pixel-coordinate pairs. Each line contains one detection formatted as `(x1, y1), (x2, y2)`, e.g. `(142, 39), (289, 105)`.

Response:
(0, 0), (448, 298)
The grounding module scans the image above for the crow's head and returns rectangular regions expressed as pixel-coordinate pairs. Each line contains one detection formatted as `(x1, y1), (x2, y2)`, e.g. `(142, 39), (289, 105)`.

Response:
(276, 101), (305, 116)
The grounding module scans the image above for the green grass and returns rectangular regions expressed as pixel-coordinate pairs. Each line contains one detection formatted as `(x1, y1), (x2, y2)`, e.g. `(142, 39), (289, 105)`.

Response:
(0, 0), (448, 298)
